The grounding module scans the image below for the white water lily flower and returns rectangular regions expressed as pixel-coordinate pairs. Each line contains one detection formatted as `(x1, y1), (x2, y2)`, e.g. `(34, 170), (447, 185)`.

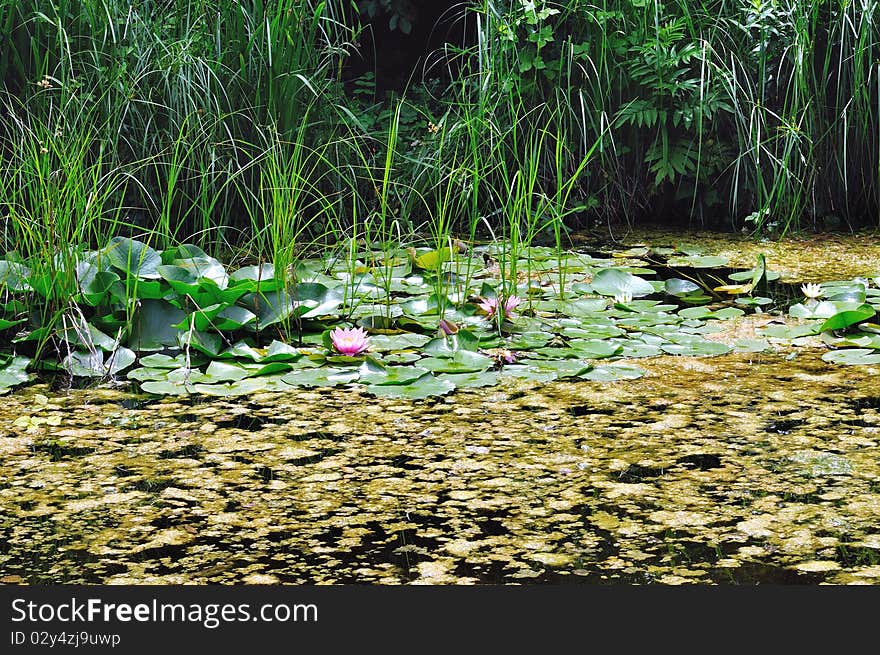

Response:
(613, 291), (633, 305)
(800, 283), (823, 300)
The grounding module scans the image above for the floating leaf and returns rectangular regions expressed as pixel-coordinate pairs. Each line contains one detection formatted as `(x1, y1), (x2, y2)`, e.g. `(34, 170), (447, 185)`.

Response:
(789, 301), (840, 319)
(413, 247), (452, 271)
(667, 254), (728, 268)
(204, 360), (251, 382)
(501, 365), (560, 383)
(661, 339), (731, 356)
(664, 278), (701, 297)
(366, 333), (432, 352)
(357, 360), (431, 385)
(590, 269), (655, 297)
(423, 329), (480, 356)
(713, 307), (745, 320)
(527, 359), (592, 378)
(678, 306), (714, 320)
(581, 364), (646, 381)
(140, 380), (195, 395)
(570, 339), (623, 359)
(178, 330), (223, 357)
(758, 323), (821, 339)
(364, 373), (455, 399)
(821, 348), (880, 365)
(732, 338), (773, 353)
(436, 371), (500, 388)
(419, 350), (494, 373)
(192, 376), (290, 396)
(262, 340), (302, 362)
(281, 367), (359, 387)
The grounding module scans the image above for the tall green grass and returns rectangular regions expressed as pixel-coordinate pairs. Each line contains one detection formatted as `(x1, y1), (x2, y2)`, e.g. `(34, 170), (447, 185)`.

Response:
(2, 0), (880, 276)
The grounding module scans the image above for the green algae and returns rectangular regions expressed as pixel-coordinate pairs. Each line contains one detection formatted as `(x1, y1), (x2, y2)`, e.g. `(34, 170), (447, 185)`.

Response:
(1, 349), (879, 585)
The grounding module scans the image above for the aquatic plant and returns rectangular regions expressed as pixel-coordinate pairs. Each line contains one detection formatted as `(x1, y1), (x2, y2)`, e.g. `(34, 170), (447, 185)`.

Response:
(329, 327), (370, 356)
(477, 295), (523, 320)
(801, 283), (823, 301)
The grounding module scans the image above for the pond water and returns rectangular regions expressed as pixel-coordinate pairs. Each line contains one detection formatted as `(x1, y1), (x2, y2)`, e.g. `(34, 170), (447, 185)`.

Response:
(2, 229), (880, 585)
(3, 348), (880, 585)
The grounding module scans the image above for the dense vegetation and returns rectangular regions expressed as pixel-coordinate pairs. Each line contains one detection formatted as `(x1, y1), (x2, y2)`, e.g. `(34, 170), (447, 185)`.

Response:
(2, 1), (880, 389)
(3, 0), (880, 258)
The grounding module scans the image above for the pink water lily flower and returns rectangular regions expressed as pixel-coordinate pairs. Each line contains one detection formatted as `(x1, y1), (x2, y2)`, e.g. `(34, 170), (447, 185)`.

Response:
(329, 326), (370, 356)
(477, 295), (522, 319)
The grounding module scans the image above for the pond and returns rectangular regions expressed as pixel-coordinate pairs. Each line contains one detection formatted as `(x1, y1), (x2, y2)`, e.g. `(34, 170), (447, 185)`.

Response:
(1, 349), (879, 585)
(1, 228), (880, 585)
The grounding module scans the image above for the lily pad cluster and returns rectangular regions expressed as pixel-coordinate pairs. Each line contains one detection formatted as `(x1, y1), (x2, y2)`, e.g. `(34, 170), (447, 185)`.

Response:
(769, 278), (880, 365)
(1, 237), (880, 397)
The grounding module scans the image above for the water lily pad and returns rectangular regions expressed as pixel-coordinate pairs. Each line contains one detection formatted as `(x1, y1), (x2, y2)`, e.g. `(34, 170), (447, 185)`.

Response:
(423, 330), (480, 356)
(789, 301), (840, 319)
(678, 306), (714, 320)
(661, 339), (731, 356)
(617, 341), (664, 358)
(581, 364), (646, 381)
(204, 361), (252, 382)
(667, 254), (728, 268)
(192, 376), (289, 396)
(217, 342), (265, 361)
(357, 359), (431, 385)
(821, 348), (880, 365)
(366, 333), (431, 352)
(758, 323), (821, 339)
(365, 373), (455, 399)
(127, 366), (181, 381)
(262, 340), (303, 362)
(664, 278), (702, 297)
(419, 350), (494, 373)
(140, 380), (196, 395)
(732, 338), (773, 353)
(77, 269), (120, 306)
(436, 371), (500, 388)
(590, 269), (655, 297)
(500, 365), (560, 382)
(713, 307), (745, 320)
(178, 330), (223, 357)
(506, 332), (552, 349)
(823, 331), (880, 349)
(281, 367), (359, 387)
(413, 247), (452, 271)
(570, 339), (623, 359)
(527, 359), (592, 378)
